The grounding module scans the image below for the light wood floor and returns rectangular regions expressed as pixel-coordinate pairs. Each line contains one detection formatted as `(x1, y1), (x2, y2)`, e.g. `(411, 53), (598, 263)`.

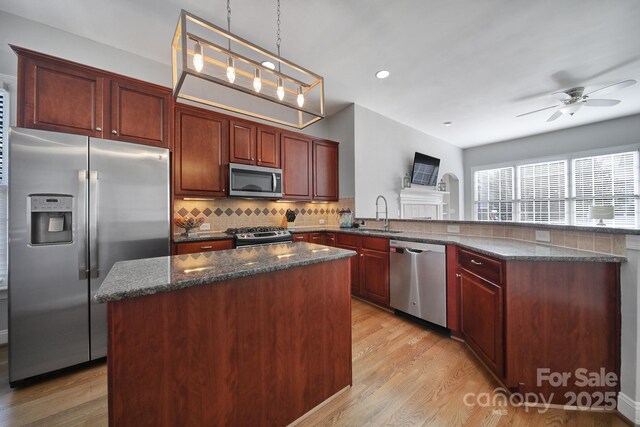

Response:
(0, 299), (631, 426)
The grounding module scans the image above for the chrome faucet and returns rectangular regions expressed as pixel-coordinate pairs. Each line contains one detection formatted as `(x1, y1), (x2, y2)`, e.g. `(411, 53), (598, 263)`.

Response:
(375, 195), (389, 231)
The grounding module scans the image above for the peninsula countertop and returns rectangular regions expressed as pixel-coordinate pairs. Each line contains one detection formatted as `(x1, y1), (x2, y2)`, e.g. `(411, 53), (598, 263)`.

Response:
(94, 242), (356, 303)
(176, 226), (626, 263)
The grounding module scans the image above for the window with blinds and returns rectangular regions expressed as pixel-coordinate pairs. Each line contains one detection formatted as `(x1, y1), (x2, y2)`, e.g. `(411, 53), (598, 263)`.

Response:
(0, 88), (5, 185)
(474, 167), (514, 221)
(573, 151), (639, 227)
(518, 160), (568, 224)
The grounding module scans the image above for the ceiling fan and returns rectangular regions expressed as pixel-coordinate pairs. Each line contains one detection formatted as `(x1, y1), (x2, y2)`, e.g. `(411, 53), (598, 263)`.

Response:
(517, 79), (637, 122)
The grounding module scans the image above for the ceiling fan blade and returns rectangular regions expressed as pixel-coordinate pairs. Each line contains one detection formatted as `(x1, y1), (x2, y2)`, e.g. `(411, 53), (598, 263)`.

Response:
(584, 99), (621, 107)
(585, 79), (637, 97)
(516, 105), (558, 118)
(551, 91), (571, 101)
(547, 111), (563, 122)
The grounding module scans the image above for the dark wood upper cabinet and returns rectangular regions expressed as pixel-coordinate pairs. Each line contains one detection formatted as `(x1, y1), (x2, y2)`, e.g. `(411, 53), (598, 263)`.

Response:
(229, 120), (256, 165)
(110, 80), (171, 148)
(313, 140), (339, 201)
(21, 55), (105, 137)
(14, 45), (171, 149)
(174, 105), (229, 197)
(281, 133), (313, 200)
(256, 127), (280, 168)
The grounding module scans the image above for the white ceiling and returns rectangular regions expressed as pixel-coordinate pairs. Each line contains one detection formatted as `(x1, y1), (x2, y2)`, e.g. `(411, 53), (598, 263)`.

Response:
(2, 0), (640, 148)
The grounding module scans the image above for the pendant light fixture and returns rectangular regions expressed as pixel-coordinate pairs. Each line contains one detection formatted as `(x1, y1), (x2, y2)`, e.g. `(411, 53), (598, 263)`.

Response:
(296, 86), (304, 107)
(172, 2), (325, 129)
(253, 69), (262, 92)
(192, 41), (204, 72)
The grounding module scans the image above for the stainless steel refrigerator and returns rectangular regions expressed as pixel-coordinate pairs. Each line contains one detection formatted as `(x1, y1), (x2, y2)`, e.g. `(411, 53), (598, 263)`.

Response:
(8, 127), (170, 385)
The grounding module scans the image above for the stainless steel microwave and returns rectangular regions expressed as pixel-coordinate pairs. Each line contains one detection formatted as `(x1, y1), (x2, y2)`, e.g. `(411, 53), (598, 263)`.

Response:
(229, 163), (283, 199)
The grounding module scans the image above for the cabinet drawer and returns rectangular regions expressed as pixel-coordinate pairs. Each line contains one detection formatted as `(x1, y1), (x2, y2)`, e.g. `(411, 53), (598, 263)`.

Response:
(458, 249), (502, 285)
(361, 236), (389, 252)
(292, 233), (310, 242)
(175, 239), (234, 255)
(336, 233), (359, 247)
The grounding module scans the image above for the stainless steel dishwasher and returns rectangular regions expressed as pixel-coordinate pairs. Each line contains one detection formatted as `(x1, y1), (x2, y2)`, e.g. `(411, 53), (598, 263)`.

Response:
(389, 240), (447, 327)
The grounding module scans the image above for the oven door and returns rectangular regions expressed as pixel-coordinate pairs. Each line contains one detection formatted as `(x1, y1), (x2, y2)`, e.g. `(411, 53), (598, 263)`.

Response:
(229, 163), (283, 198)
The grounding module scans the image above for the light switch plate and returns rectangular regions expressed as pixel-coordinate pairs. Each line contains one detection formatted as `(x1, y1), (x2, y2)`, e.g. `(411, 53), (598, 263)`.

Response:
(535, 230), (550, 242)
(447, 225), (460, 234)
(319, 219), (326, 224)
(200, 223), (211, 231)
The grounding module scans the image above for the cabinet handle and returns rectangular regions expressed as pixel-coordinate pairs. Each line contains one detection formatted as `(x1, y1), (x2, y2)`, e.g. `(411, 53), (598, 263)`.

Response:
(95, 127), (102, 132)
(470, 259), (483, 265)
(201, 246), (213, 249)
(360, 254), (364, 257)
(456, 273), (461, 278)
(112, 130), (118, 135)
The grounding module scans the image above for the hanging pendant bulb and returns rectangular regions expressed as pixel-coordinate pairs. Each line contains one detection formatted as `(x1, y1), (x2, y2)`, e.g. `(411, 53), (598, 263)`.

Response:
(226, 57), (236, 83)
(296, 86), (304, 108)
(193, 41), (204, 72)
(253, 68), (262, 93)
(276, 77), (285, 101)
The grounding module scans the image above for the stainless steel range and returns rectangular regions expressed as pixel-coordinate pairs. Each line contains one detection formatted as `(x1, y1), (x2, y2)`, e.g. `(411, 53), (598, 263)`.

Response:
(227, 226), (292, 247)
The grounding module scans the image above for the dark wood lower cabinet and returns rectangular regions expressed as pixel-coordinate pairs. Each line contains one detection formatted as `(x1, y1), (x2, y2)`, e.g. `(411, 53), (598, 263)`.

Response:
(107, 259), (352, 426)
(452, 247), (620, 407)
(173, 239), (234, 255)
(359, 249), (390, 305)
(460, 270), (503, 377)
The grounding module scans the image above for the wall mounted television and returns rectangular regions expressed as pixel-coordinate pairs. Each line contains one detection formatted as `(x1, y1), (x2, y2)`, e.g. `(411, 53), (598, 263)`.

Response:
(411, 152), (440, 186)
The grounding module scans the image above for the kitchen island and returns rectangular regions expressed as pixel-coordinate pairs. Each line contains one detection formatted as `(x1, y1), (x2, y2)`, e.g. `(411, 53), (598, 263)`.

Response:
(95, 242), (356, 427)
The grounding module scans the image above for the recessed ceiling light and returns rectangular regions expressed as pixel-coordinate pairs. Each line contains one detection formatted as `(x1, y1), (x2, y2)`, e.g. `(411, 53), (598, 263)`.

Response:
(261, 61), (276, 70)
(443, 121), (453, 127)
(375, 70), (390, 79)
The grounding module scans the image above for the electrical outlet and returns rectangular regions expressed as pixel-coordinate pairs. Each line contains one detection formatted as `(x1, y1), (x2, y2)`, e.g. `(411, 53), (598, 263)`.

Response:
(200, 223), (211, 231)
(535, 230), (550, 242)
(319, 219), (325, 224)
(447, 225), (460, 234)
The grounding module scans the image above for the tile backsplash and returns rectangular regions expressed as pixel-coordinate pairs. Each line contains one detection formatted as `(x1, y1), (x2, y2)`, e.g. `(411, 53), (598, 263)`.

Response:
(174, 197), (355, 231)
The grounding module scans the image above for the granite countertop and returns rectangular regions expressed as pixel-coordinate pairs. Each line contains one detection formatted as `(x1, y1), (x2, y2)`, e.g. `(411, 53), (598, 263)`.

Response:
(94, 242), (356, 303)
(173, 231), (233, 243)
(289, 227), (626, 262)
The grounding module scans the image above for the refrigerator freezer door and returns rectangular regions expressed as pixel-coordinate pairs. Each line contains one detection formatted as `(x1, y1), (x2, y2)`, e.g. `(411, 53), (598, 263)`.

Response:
(88, 138), (170, 359)
(8, 128), (90, 383)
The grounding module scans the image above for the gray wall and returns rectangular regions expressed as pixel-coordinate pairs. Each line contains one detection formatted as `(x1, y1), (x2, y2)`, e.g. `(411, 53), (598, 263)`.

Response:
(353, 105), (464, 219)
(463, 114), (640, 219)
(327, 104), (355, 198)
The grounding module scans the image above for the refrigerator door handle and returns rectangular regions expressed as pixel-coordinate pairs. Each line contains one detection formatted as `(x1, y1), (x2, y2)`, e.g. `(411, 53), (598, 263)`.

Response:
(78, 169), (89, 280)
(89, 170), (100, 279)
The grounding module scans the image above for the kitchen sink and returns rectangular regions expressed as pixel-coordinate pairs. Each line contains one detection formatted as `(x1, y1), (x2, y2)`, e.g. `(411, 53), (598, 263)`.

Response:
(357, 229), (404, 234)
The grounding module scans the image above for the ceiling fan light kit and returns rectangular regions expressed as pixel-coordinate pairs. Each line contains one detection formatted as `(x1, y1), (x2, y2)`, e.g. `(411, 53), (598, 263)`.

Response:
(171, 7), (325, 129)
(517, 79), (636, 122)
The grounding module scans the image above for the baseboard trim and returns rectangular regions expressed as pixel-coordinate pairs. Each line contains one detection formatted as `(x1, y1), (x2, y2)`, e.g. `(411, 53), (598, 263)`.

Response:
(618, 392), (640, 425)
(0, 330), (7, 345)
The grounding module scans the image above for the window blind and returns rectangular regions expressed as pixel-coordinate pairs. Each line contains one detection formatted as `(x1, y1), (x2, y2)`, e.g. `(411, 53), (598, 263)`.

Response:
(518, 160), (567, 224)
(474, 167), (513, 221)
(573, 151), (639, 227)
(0, 90), (4, 185)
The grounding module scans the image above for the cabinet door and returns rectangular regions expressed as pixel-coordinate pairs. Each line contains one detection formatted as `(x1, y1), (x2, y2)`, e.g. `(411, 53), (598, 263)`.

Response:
(229, 120), (256, 165)
(336, 243), (360, 296)
(324, 233), (336, 247)
(174, 240), (234, 255)
(360, 249), (389, 305)
(174, 106), (229, 197)
(256, 127), (280, 168)
(313, 140), (339, 201)
(110, 80), (171, 148)
(281, 133), (313, 200)
(460, 271), (504, 377)
(22, 56), (104, 137)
